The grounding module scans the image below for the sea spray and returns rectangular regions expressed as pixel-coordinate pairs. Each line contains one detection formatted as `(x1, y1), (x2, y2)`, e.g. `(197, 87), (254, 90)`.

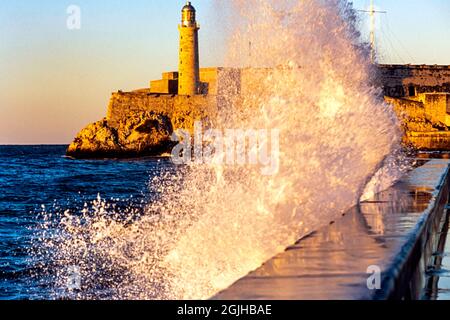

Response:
(34, 0), (403, 300)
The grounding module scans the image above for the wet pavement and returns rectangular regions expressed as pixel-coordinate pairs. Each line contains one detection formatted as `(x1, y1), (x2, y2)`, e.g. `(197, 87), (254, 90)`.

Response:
(215, 160), (450, 300)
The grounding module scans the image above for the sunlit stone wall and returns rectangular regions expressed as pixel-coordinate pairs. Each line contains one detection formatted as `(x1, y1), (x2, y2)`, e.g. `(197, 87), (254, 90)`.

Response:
(380, 65), (450, 98)
(106, 90), (217, 132)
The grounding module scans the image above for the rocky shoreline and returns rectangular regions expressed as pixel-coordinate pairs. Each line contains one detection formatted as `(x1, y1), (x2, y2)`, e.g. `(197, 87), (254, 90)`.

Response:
(67, 111), (176, 159)
(66, 86), (219, 159)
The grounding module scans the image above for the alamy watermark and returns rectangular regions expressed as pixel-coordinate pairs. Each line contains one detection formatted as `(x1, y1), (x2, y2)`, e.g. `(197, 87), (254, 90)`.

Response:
(67, 265), (81, 291)
(171, 121), (280, 176)
(367, 265), (381, 290)
(66, 5), (81, 30)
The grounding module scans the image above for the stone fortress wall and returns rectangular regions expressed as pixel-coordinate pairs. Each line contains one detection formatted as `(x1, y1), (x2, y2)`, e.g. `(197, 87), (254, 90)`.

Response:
(149, 67), (268, 96)
(149, 64), (450, 99)
(379, 64), (450, 98)
(112, 64), (450, 134)
(120, 64), (450, 130)
(68, 64), (450, 157)
(380, 65), (450, 150)
(106, 90), (217, 132)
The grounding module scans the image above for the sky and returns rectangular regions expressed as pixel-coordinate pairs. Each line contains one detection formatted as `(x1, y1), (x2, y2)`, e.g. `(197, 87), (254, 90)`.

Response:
(0, 0), (449, 144)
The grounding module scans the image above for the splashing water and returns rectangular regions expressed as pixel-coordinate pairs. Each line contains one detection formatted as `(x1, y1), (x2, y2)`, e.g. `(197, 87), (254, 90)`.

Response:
(34, 0), (404, 300)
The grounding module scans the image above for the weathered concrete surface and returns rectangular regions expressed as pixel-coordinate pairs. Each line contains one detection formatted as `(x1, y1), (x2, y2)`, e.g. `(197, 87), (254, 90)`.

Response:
(214, 160), (450, 300)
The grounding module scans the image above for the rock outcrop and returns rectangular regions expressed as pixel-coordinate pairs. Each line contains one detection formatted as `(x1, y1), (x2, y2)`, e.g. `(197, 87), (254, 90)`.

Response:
(67, 87), (219, 159)
(67, 112), (175, 159)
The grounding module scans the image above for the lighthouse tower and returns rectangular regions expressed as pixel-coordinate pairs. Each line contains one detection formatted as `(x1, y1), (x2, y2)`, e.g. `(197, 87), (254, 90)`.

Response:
(178, 2), (200, 96)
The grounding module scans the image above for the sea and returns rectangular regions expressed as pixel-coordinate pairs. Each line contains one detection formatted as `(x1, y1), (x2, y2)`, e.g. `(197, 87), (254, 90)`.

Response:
(2, 145), (450, 300)
(0, 145), (174, 300)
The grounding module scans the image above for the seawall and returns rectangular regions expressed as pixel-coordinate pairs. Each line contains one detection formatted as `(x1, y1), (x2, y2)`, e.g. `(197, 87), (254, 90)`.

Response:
(214, 160), (450, 300)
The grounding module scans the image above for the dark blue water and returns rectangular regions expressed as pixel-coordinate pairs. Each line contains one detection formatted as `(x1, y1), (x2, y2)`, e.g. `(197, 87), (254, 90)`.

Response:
(0, 145), (174, 300)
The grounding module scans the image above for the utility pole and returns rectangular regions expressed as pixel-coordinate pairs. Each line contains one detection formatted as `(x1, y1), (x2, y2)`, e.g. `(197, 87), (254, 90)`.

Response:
(370, 0), (376, 63)
(358, 0), (386, 64)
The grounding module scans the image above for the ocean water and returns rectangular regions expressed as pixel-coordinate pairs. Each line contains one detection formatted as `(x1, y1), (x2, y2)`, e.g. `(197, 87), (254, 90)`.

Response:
(0, 145), (174, 300)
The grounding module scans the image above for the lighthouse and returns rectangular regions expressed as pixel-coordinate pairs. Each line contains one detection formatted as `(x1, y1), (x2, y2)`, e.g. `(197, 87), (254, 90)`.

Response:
(178, 1), (200, 96)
